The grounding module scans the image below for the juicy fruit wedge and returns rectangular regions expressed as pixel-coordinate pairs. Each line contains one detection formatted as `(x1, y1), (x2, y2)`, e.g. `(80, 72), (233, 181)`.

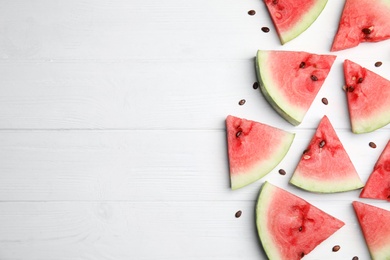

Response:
(226, 115), (294, 190)
(360, 140), (390, 201)
(331, 0), (390, 52)
(343, 59), (390, 133)
(290, 116), (364, 193)
(353, 201), (390, 259)
(256, 50), (336, 126)
(256, 182), (345, 260)
(263, 0), (328, 44)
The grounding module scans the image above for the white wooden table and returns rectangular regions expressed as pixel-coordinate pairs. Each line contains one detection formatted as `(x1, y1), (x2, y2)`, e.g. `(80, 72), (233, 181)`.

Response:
(0, 1), (389, 259)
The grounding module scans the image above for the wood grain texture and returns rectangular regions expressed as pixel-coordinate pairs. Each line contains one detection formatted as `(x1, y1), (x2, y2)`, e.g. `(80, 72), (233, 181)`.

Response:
(0, 0), (389, 259)
(0, 201), (387, 260)
(0, 130), (388, 202)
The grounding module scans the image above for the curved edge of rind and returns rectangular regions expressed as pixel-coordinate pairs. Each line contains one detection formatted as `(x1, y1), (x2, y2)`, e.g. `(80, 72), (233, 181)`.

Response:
(280, 0), (328, 44)
(256, 182), (281, 259)
(255, 50), (301, 126)
(231, 132), (295, 190)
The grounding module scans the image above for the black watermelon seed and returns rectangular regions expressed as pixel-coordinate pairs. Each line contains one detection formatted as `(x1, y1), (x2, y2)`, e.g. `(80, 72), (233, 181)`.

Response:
(319, 140), (326, 148)
(362, 28), (372, 34)
(310, 75), (318, 81)
(298, 226), (302, 232)
(352, 256), (359, 260)
(321, 97), (328, 105)
(238, 99), (246, 105)
(235, 210), (242, 218)
(299, 62), (306, 68)
(348, 86), (355, 92)
(369, 142), (377, 148)
(261, 27), (270, 33)
(248, 10), (256, 15)
(236, 131), (242, 138)
(300, 252), (304, 258)
(358, 77), (364, 83)
(278, 169), (286, 175)
(332, 245), (341, 252)
(253, 82), (259, 89)
(375, 61), (382, 67)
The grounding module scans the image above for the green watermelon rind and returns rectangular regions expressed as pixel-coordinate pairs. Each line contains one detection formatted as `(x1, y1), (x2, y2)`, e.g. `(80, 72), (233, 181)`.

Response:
(290, 171), (364, 193)
(230, 132), (295, 190)
(256, 51), (302, 126)
(256, 182), (283, 259)
(277, 0), (329, 44)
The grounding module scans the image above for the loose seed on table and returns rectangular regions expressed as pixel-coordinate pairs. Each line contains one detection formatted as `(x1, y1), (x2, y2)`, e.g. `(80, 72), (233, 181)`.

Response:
(375, 61), (382, 67)
(235, 210), (242, 218)
(352, 256), (359, 260)
(253, 82), (259, 89)
(278, 169), (286, 175)
(238, 99), (246, 105)
(332, 245), (341, 252)
(321, 97), (328, 105)
(369, 142), (377, 148)
(261, 27), (270, 33)
(248, 10), (256, 15)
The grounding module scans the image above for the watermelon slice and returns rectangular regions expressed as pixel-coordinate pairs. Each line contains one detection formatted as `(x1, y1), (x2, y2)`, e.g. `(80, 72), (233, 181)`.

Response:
(343, 59), (390, 134)
(256, 50), (336, 126)
(226, 115), (294, 190)
(263, 0), (328, 44)
(353, 201), (390, 259)
(331, 0), (390, 52)
(256, 182), (345, 260)
(360, 140), (390, 201)
(290, 115), (364, 193)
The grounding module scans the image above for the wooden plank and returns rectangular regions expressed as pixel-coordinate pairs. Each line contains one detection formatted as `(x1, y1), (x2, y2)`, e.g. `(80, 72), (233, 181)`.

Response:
(0, 60), (389, 130)
(0, 200), (385, 259)
(0, 0), (388, 61)
(0, 130), (387, 202)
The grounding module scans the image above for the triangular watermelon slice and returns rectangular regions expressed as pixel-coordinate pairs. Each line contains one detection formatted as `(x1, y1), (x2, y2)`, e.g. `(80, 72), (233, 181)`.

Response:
(353, 201), (390, 259)
(331, 0), (390, 52)
(290, 115), (364, 192)
(360, 140), (390, 201)
(226, 115), (294, 190)
(263, 0), (328, 44)
(343, 59), (390, 133)
(256, 50), (336, 126)
(256, 182), (345, 260)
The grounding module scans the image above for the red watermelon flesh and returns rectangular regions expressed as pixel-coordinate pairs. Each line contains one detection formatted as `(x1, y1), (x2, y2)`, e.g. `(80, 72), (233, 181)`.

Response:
(263, 0), (328, 44)
(226, 115), (294, 190)
(360, 140), (390, 201)
(331, 0), (390, 52)
(256, 182), (345, 260)
(256, 50), (336, 126)
(353, 201), (390, 259)
(290, 115), (364, 193)
(343, 59), (390, 133)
